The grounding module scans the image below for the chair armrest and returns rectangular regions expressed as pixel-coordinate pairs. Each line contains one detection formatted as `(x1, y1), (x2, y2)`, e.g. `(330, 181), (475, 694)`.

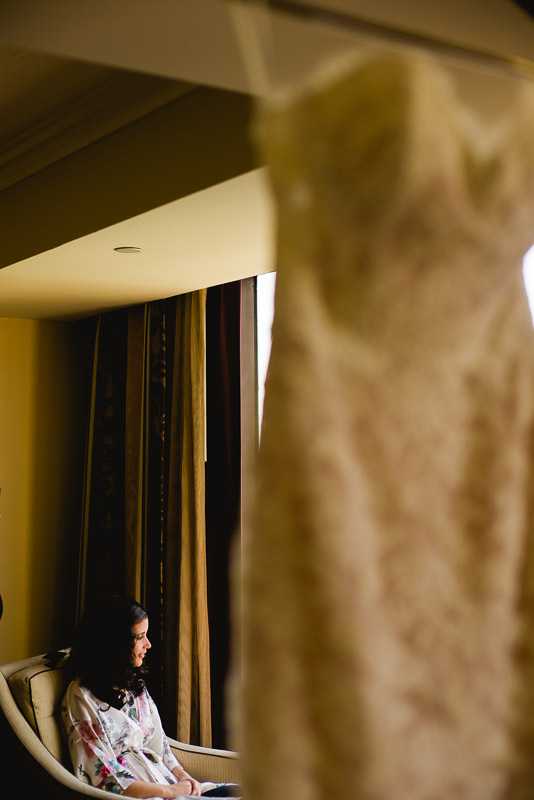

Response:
(167, 737), (240, 784)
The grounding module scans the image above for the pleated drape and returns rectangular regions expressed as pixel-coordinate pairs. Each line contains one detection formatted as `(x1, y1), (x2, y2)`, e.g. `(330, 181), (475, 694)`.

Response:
(168, 290), (212, 746)
(77, 290), (211, 747)
(205, 282), (243, 749)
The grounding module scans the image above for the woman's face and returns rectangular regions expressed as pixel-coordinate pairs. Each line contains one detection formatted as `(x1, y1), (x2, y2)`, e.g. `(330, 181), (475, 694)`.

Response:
(132, 618), (151, 667)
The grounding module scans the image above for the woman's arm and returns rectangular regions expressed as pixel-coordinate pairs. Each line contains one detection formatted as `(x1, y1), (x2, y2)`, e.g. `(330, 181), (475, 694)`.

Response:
(142, 690), (202, 795)
(121, 778), (197, 798)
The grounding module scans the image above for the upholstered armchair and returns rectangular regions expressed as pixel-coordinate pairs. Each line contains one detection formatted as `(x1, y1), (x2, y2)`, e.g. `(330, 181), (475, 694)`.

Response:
(0, 652), (240, 799)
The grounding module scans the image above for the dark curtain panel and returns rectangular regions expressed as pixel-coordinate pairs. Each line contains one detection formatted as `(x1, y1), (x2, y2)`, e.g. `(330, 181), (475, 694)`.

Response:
(77, 291), (211, 746)
(205, 281), (242, 749)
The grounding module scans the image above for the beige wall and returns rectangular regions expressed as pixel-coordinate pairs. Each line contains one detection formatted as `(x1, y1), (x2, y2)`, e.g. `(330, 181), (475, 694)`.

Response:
(0, 317), (91, 663)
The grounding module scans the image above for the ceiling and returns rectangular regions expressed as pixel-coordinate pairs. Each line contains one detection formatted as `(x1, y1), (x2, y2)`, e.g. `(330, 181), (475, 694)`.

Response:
(2, 0), (534, 320)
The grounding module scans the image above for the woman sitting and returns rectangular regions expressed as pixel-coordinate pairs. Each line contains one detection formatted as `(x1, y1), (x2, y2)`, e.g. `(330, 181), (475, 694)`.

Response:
(61, 594), (239, 798)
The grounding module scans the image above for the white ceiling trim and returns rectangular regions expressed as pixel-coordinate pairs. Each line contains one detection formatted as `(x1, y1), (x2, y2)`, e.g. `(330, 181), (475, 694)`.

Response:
(0, 71), (192, 192)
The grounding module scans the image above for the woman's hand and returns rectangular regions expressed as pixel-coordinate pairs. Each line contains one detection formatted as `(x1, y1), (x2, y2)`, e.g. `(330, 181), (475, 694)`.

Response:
(172, 767), (202, 797)
(171, 766), (202, 796)
(168, 778), (201, 797)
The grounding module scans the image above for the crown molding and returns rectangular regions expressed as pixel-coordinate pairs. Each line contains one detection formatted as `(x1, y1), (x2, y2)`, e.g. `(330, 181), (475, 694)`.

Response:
(0, 72), (194, 192)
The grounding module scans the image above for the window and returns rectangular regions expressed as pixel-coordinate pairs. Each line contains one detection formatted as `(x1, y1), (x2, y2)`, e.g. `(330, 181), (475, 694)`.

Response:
(256, 271), (276, 433)
(523, 244), (534, 325)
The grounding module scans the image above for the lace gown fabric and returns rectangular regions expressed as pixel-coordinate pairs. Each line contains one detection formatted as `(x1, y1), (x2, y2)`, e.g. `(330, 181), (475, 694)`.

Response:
(62, 678), (181, 793)
(240, 55), (534, 799)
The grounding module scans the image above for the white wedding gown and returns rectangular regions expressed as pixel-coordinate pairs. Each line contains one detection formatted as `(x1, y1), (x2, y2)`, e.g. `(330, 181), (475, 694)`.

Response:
(239, 52), (534, 800)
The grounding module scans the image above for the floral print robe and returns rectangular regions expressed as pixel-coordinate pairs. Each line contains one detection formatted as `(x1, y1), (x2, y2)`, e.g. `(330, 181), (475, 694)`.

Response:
(61, 678), (182, 794)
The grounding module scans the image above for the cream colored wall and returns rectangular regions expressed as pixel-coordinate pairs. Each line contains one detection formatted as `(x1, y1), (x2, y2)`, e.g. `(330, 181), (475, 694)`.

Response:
(0, 317), (90, 663)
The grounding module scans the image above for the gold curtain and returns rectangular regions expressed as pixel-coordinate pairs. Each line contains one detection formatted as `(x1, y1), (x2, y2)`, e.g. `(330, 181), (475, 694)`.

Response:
(168, 290), (211, 746)
(77, 290), (211, 747)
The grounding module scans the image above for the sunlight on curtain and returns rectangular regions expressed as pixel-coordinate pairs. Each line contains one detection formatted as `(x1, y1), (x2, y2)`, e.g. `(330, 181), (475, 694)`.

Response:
(171, 289), (212, 747)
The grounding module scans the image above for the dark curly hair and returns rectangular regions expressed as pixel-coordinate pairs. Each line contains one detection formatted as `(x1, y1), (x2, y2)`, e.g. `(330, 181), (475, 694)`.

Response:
(66, 594), (149, 709)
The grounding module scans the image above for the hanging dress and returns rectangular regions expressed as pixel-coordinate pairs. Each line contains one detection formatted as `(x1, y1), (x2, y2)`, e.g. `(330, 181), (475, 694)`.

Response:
(239, 53), (534, 800)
